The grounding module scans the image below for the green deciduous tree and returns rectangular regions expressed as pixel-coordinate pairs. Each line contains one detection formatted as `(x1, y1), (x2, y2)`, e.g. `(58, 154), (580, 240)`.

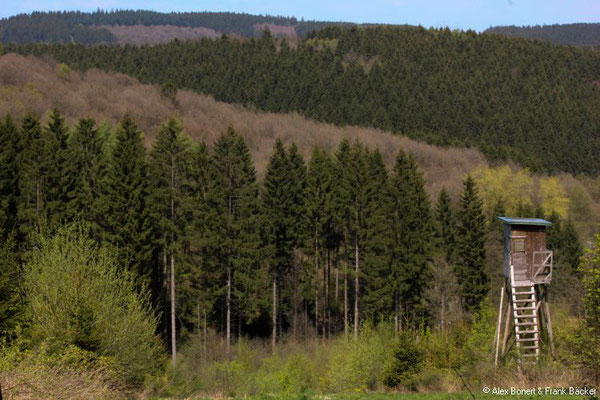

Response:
(23, 224), (163, 386)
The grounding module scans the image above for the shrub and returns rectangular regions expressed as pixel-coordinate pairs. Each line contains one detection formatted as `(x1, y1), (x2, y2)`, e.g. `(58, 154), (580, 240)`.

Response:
(384, 332), (424, 390)
(57, 63), (71, 79)
(23, 224), (164, 386)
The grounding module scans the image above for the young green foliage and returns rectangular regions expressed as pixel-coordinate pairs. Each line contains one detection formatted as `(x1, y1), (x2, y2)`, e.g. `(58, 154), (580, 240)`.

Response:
(23, 224), (163, 386)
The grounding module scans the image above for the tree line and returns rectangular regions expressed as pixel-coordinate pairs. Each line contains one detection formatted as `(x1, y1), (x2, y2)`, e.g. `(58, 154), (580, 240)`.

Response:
(0, 10), (354, 44)
(0, 110), (583, 364)
(486, 23), (600, 47)
(7, 25), (600, 175)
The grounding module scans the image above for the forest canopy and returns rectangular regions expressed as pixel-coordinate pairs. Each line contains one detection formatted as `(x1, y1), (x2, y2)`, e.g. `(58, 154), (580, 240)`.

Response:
(8, 25), (600, 175)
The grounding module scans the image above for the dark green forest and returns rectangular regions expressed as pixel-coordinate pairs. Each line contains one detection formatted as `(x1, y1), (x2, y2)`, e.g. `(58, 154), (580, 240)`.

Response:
(0, 10), (354, 44)
(0, 110), (583, 368)
(8, 26), (600, 175)
(486, 23), (600, 47)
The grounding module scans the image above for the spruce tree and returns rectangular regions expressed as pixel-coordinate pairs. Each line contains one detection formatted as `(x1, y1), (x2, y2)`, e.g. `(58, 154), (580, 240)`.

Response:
(456, 175), (488, 313)
(42, 109), (71, 230)
(361, 149), (392, 324)
(262, 139), (293, 349)
(382, 150), (432, 330)
(0, 115), (20, 239)
(65, 118), (107, 232)
(209, 127), (261, 357)
(17, 114), (46, 241)
(306, 146), (334, 336)
(103, 115), (153, 280)
(149, 116), (192, 365)
(435, 188), (456, 264)
(282, 143), (307, 338)
(332, 140), (352, 337)
(562, 219), (583, 276)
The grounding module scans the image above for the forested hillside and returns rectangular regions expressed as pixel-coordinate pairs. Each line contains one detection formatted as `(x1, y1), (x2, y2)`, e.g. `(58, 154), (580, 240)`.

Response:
(0, 48), (599, 397)
(9, 26), (600, 175)
(0, 10), (352, 44)
(486, 23), (600, 47)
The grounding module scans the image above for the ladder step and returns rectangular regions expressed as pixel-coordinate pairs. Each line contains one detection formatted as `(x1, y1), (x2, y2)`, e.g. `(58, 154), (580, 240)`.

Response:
(516, 335), (538, 341)
(516, 328), (538, 334)
(514, 306), (536, 311)
(522, 353), (539, 358)
(516, 321), (537, 326)
(513, 281), (534, 288)
(513, 298), (535, 303)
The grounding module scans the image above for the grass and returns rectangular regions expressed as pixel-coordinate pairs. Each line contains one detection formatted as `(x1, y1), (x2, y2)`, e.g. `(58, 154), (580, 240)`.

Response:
(149, 393), (586, 400)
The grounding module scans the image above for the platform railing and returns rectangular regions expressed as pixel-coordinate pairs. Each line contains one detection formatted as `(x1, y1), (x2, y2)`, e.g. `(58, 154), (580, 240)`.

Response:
(532, 250), (553, 284)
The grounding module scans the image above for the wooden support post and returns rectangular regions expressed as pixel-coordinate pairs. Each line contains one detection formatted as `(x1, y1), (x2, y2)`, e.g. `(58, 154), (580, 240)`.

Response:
(495, 286), (505, 366)
(543, 288), (555, 358)
(501, 284), (513, 357)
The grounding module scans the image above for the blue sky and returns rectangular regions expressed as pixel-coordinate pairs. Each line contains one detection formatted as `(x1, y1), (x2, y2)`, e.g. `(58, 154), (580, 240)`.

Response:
(2, 0), (599, 32)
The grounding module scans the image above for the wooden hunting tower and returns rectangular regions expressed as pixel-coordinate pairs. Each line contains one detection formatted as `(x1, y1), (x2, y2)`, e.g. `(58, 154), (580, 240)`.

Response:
(493, 217), (554, 367)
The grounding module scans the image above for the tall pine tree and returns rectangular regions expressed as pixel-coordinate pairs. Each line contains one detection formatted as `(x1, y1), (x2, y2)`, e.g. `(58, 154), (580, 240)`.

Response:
(209, 127), (261, 357)
(103, 115), (153, 280)
(149, 116), (192, 365)
(42, 109), (71, 231)
(456, 175), (488, 313)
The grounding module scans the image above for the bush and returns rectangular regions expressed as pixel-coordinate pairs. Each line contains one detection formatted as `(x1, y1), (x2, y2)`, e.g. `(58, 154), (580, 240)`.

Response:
(384, 332), (424, 390)
(23, 224), (164, 386)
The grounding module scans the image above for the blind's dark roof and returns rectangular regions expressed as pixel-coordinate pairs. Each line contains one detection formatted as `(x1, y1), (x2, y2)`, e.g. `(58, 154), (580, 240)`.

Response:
(498, 216), (552, 226)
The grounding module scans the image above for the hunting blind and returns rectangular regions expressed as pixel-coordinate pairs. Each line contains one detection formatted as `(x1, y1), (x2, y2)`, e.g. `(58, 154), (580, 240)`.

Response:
(493, 217), (555, 367)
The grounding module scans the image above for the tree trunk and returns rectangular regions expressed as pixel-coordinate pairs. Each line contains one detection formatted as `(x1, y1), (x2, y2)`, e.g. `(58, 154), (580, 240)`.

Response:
(170, 253), (176, 365)
(203, 307), (207, 359)
(226, 265), (231, 359)
(354, 235), (359, 339)
(344, 241), (348, 340)
(272, 276), (277, 352)
(314, 234), (319, 336)
(394, 291), (399, 335)
(325, 249), (330, 338)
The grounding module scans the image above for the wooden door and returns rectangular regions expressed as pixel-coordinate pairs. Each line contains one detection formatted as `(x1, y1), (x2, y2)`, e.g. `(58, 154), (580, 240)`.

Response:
(511, 234), (528, 282)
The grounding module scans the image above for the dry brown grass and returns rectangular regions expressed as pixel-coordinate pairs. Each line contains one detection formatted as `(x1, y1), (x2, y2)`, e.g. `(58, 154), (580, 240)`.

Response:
(1, 363), (125, 400)
(0, 52), (488, 198)
(98, 24), (220, 44)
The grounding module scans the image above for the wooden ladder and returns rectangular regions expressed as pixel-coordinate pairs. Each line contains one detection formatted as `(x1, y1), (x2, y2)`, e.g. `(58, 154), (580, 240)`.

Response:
(511, 279), (540, 364)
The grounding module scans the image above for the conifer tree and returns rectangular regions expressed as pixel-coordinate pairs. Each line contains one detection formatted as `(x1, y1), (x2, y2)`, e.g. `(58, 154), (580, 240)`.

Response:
(103, 115), (153, 280)
(65, 118), (107, 232)
(306, 146), (334, 336)
(456, 175), (488, 313)
(263, 139), (293, 349)
(361, 149), (392, 324)
(381, 150), (432, 330)
(435, 188), (455, 264)
(17, 114), (46, 242)
(332, 140), (352, 337)
(0, 115), (20, 239)
(209, 127), (260, 357)
(42, 109), (71, 230)
(562, 219), (583, 275)
(184, 141), (214, 338)
(283, 143), (307, 338)
(149, 116), (192, 365)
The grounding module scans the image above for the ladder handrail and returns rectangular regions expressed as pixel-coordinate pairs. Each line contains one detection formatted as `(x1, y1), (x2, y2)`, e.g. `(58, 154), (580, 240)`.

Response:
(532, 250), (553, 283)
